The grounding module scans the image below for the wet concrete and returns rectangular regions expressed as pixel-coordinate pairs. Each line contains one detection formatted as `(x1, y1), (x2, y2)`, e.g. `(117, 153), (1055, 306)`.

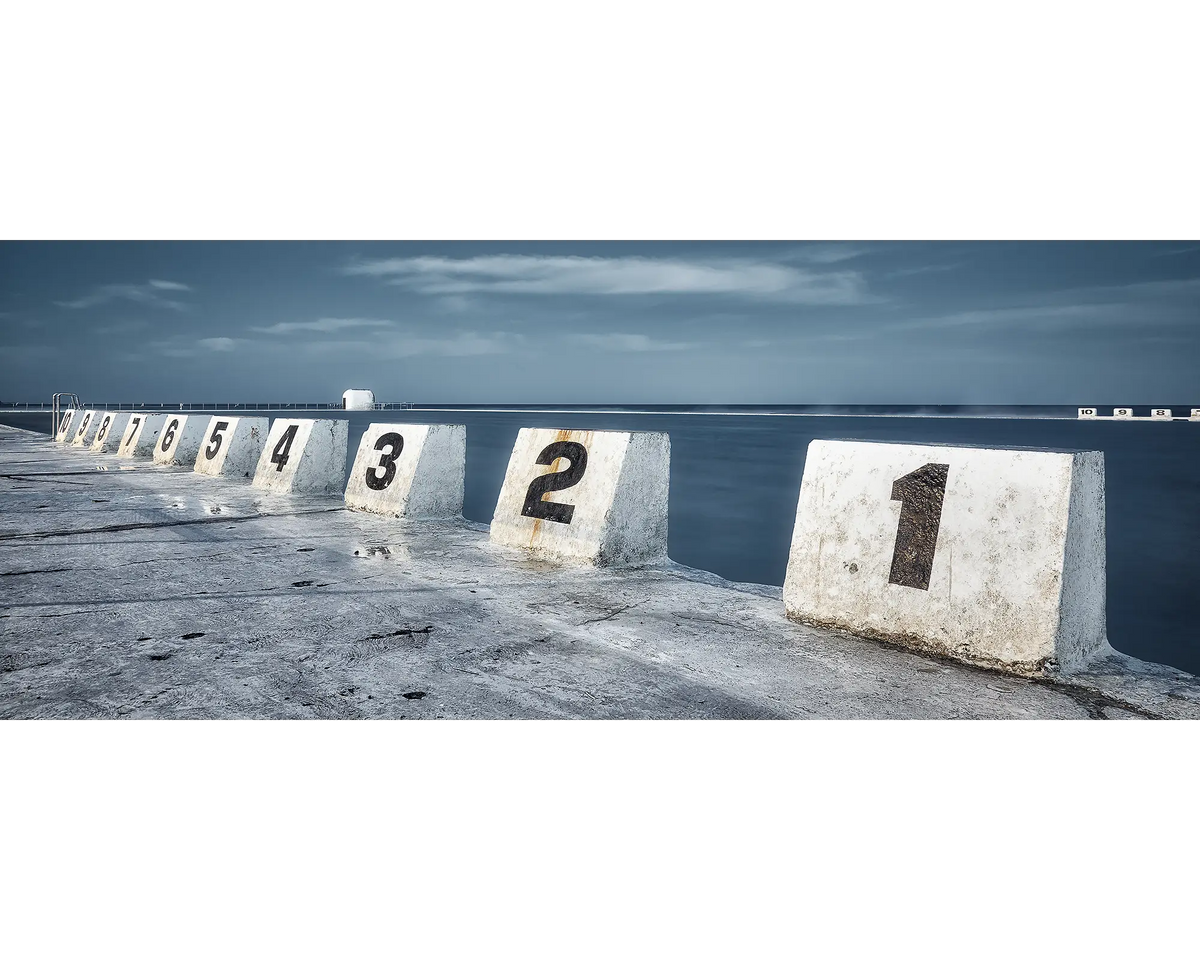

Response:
(2, 424), (1198, 719)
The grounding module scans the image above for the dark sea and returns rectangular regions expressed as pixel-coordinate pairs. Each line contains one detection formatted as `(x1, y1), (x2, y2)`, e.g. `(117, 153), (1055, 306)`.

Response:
(4, 404), (1197, 675)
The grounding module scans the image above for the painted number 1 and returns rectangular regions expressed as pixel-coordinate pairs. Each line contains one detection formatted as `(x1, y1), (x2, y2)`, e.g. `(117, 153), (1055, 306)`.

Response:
(888, 463), (949, 591)
(521, 441), (588, 524)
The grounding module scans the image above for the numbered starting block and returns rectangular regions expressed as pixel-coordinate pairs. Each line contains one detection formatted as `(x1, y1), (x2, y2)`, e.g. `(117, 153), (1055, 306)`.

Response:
(69, 410), (100, 447)
(89, 411), (132, 453)
(345, 423), (466, 518)
(1150, 408), (1172, 421)
(782, 440), (1109, 675)
(55, 409), (81, 442)
(1192, 409), (1200, 421)
(194, 416), (269, 479)
(252, 418), (348, 495)
(1112, 407), (1134, 419)
(152, 414), (208, 466)
(1077, 407), (1097, 419)
(117, 413), (167, 459)
(490, 427), (670, 566)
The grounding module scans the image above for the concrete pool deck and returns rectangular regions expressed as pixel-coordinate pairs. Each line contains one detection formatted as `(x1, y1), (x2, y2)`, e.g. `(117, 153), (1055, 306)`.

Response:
(2, 424), (1198, 719)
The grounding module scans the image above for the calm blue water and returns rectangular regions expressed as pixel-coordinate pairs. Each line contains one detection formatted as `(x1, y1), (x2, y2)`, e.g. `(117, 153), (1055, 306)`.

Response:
(5, 406), (1197, 674)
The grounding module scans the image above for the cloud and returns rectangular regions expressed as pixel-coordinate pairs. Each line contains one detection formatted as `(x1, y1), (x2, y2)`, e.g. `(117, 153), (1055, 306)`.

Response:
(290, 331), (523, 359)
(251, 317), (396, 334)
(565, 333), (691, 352)
(340, 254), (878, 305)
(199, 337), (237, 352)
(55, 280), (194, 311)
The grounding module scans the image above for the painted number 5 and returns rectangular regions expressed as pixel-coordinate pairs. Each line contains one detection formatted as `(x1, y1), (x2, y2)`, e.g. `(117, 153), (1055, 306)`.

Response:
(365, 432), (404, 491)
(521, 441), (588, 525)
(888, 463), (949, 591)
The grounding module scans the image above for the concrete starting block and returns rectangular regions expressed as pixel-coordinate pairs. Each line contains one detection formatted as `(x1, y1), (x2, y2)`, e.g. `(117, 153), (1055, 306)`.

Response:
(117, 413), (167, 459)
(1112, 407), (1133, 419)
(1150, 408), (1172, 421)
(490, 427), (670, 567)
(55, 409), (80, 442)
(344, 423), (466, 518)
(1192, 409), (1200, 421)
(1077, 407), (1097, 419)
(782, 439), (1109, 676)
(194, 416), (270, 479)
(152, 414), (208, 466)
(251, 418), (348, 496)
(69, 410), (100, 447)
(89, 411), (132, 453)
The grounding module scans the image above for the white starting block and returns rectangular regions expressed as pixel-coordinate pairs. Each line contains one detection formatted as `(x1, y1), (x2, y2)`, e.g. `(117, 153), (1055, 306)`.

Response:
(89, 411), (132, 453)
(489, 427), (670, 566)
(1192, 409), (1200, 421)
(1112, 407), (1134, 419)
(251, 419), (348, 495)
(117, 413), (167, 459)
(152, 414), (208, 466)
(782, 439), (1109, 675)
(194, 416), (270, 479)
(1077, 407), (1097, 419)
(1150, 408), (1172, 421)
(344, 423), (466, 518)
(69, 410), (100, 447)
(55, 409), (81, 442)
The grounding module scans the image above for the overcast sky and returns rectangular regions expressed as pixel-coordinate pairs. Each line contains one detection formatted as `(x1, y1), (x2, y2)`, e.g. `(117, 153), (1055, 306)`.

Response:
(2, 241), (1198, 405)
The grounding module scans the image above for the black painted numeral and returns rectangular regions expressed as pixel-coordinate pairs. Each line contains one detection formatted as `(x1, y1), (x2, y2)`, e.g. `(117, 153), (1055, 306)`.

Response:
(76, 413), (91, 438)
(365, 432), (404, 491)
(205, 421), (230, 460)
(95, 416), (112, 444)
(888, 463), (949, 591)
(161, 418), (179, 452)
(521, 441), (588, 525)
(125, 417), (141, 446)
(271, 424), (298, 472)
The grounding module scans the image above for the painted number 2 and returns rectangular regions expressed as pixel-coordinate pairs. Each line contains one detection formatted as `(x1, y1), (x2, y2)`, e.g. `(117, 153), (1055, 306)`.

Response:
(205, 421), (230, 460)
(521, 441), (588, 525)
(365, 432), (404, 491)
(270, 424), (299, 471)
(888, 463), (949, 591)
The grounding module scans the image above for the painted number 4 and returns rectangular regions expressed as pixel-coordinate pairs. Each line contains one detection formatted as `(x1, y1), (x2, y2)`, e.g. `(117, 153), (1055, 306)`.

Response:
(888, 463), (949, 591)
(270, 424), (299, 471)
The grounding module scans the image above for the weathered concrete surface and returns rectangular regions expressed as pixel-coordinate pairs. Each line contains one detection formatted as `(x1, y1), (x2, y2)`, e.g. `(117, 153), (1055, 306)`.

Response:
(152, 414), (208, 467)
(90, 411), (131, 453)
(55, 408), (81, 442)
(2, 425), (1198, 720)
(252, 419), (348, 496)
(117, 413), (167, 459)
(345, 423), (466, 519)
(784, 440), (1109, 676)
(194, 416), (269, 480)
(491, 428), (670, 567)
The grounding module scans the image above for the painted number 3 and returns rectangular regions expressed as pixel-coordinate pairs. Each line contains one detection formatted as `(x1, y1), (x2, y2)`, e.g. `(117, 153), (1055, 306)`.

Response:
(522, 441), (588, 525)
(888, 463), (949, 591)
(365, 432), (404, 490)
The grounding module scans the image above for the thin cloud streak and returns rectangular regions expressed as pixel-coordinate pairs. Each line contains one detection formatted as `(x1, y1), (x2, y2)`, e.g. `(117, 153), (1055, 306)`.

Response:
(566, 333), (692, 352)
(341, 254), (879, 305)
(252, 317), (395, 334)
(55, 280), (194, 311)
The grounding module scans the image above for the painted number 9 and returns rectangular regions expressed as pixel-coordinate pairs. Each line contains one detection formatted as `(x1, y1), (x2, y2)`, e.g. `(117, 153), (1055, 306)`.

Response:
(365, 432), (404, 491)
(888, 463), (949, 591)
(521, 441), (588, 525)
(205, 421), (230, 460)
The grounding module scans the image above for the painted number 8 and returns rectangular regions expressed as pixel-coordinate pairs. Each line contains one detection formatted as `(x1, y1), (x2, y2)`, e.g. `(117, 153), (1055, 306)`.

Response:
(365, 432), (404, 491)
